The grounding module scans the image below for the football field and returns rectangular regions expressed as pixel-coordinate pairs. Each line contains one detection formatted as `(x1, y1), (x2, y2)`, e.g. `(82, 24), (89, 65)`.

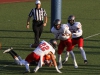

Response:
(0, 0), (100, 75)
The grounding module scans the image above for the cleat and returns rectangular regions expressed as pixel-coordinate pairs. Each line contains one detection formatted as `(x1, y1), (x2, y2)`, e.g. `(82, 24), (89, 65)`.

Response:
(3, 47), (13, 53)
(84, 60), (88, 64)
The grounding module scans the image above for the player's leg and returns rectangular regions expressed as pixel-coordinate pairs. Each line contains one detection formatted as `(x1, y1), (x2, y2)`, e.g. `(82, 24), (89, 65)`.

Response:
(23, 61), (30, 73)
(62, 39), (72, 64)
(11, 50), (22, 61)
(66, 39), (78, 68)
(78, 38), (87, 64)
(62, 51), (69, 64)
(79, 47), (87, 64)
(24, 52), (39, 73)
(9, 50), (21, 65)
(24, 53), (32, 73)
(57, 41), (65, 69)
(70, 51), (78, 68)
(3, 47), (20, 65)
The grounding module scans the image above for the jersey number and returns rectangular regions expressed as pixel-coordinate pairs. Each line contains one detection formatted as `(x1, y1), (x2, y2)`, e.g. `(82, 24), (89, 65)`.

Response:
(39, 43), (49, 51)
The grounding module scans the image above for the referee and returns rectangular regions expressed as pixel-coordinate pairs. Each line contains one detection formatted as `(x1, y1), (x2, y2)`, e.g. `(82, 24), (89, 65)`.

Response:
(26, 0), (47, 48)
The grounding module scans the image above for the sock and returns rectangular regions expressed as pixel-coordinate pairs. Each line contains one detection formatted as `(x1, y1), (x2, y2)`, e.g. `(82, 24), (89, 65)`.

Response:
(14, 56), (20, 65)
(79, 47), (87, 60)
(70, 51), (78, 67)
(58, 54), (62, 66)
(65, 51), (69, 61)
(25, 61), (30, 71)
(18, 56), (22, 61)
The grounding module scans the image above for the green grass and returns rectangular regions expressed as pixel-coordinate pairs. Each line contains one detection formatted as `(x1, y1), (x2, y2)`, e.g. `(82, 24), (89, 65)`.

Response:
(0, 0), (100, 75)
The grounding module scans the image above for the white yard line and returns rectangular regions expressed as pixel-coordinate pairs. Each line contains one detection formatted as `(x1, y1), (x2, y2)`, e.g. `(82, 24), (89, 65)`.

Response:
(84, 33), (100, 39)
(0, 63), (15, 70)
(0, 65), (9, 70)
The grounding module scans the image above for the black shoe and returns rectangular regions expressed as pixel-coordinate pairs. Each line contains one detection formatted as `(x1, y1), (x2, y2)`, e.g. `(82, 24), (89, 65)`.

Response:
(84, 60), (88, 64)
(30, 44), (38, 48)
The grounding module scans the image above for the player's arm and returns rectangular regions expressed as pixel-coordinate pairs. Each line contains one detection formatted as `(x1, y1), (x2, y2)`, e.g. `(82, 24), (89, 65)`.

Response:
(26, 16), (31, 29)
(64, 28), (72, 38)
(48, 52), (62, 73)
(71, 23), (82, 37)
(72, 27), (82, 37)
(33, 55), (44, 73)
(51, 27), (59, 40)
(38, 55), (44, 67)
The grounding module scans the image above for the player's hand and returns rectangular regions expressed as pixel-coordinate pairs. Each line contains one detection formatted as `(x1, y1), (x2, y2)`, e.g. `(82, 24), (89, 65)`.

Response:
(26, 24), (29, 29)
(55, 66), (62, 73)
(56, 69), (62, 73)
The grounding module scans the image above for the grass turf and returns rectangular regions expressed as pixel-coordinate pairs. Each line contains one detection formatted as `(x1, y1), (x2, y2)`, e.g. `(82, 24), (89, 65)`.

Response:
(0, 0), (100, 75)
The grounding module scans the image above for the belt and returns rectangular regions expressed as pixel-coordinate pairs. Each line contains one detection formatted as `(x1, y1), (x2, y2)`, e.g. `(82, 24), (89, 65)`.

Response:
(72, 36), (83, 40)
(33, 20), (43, 22)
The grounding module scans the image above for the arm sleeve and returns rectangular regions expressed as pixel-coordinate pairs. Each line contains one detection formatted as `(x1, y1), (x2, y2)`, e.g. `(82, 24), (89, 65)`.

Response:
(43, 9), (47, 16)
(72, 24), (83, 37)
(51, 27), (59, 39)
(75, 28), (82, 36)
(28, 9), (33, 17)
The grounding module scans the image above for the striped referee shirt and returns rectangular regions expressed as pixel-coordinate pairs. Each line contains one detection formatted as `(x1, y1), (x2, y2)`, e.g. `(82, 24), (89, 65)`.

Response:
(28, 8), (47, 21)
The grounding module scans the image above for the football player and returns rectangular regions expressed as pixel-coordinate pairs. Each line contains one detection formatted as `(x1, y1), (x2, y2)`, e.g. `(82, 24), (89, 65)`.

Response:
(3, 48), (54, 66)
(51, 19), (78, 69)
(66, 15), (88, 64)
(3, 39), (62, 73)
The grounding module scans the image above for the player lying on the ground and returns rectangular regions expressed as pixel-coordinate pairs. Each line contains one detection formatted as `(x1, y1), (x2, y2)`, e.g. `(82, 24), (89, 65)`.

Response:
(3, 39), (62, 73)
(3, 47), (53, 66)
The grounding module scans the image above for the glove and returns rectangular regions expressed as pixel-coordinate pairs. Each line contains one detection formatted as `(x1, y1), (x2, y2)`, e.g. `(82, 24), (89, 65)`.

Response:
(55, 66), (62, 73)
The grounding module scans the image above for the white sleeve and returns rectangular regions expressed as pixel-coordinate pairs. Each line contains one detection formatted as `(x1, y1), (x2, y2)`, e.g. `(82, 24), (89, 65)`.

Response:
(73, 29), (82, 36)
(51, 27), (59, 39)
(65, 28), (71, 34)
(72, 24), (83, 38)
